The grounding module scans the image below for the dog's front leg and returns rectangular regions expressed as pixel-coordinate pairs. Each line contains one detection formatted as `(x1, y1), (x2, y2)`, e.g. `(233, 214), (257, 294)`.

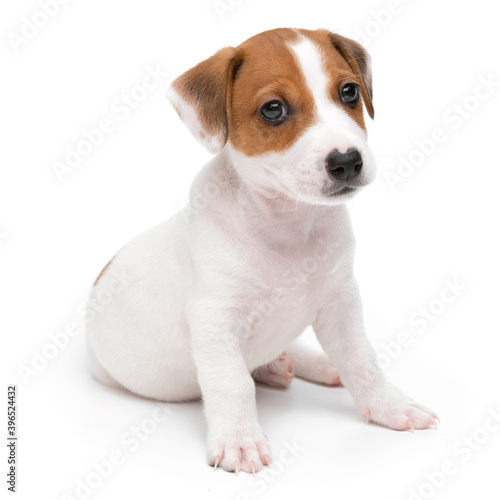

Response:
(313, 276), (438, 430)
(190, 311), (271, 473)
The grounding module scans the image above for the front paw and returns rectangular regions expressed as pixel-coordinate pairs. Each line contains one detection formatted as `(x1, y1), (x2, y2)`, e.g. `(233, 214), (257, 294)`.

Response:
(207, 426), (271, 473)
(360, 384), (439, 431)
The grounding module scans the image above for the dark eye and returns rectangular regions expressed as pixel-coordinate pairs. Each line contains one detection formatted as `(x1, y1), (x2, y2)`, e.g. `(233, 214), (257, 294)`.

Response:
(341, 84), (359, 106)
(260, 100), (288, 123)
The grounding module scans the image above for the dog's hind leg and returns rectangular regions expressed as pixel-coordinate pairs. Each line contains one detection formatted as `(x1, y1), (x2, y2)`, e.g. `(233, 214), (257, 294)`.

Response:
(286, 341), (341, 386)
(252, 352), (294, 388)
(87, 341), (124, 390)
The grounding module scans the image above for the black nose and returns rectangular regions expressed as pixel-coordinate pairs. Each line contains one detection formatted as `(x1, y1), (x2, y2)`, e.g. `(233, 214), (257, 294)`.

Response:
(326, 148), (363, 181)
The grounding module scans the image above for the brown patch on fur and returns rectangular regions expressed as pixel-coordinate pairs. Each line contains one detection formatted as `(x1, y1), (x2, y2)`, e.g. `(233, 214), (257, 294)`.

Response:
(93, 257), (114, 286)
(228, 28), (374, 156)
(228, 28), (317, 156)
(322, 30), (374, 119)
(170, 28), (374, 155)
(170, 46), (243, 145)
(296, 29), (373, 131)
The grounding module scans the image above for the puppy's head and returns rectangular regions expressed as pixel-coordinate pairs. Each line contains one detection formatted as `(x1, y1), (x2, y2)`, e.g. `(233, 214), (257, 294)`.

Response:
(167, 28), (376, 205)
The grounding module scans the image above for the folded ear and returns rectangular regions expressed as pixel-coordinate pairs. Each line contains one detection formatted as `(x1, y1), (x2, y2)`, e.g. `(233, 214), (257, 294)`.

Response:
(326, 32), (374, 119)
(167, 47), (243, 153)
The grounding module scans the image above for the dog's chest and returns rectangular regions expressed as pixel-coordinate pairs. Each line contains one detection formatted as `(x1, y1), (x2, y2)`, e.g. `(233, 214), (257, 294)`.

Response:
(240, 269), (325, 367)
(240, 234), (349, 346)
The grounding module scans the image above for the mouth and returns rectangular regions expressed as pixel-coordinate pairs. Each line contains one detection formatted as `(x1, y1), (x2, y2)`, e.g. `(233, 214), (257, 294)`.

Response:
(325, 186), (357, 197)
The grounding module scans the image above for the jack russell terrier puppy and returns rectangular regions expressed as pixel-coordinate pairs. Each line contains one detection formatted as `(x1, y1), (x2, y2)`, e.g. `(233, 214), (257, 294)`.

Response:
(87, 28), (438, 473)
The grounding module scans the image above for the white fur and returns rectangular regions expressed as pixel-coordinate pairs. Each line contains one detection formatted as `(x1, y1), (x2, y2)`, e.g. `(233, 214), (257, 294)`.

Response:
(87, 35), (437, 473)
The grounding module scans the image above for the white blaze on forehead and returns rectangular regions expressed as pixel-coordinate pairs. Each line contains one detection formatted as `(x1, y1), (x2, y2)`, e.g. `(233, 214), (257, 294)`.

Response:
(289, 36), (366, 146)
(290, 36), (331, 112)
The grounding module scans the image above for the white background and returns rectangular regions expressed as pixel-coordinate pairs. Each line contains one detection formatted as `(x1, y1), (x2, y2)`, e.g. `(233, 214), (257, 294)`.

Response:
(2, 0), (500, 499)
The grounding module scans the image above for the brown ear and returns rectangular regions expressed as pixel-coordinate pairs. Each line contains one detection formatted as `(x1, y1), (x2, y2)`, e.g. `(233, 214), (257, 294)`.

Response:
(326, 32), (374, 119)
(167, 47), (243, 153)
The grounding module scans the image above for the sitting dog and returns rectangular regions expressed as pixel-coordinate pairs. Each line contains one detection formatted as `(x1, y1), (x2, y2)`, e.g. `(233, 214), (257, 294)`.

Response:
(86, 28), (438, 473)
